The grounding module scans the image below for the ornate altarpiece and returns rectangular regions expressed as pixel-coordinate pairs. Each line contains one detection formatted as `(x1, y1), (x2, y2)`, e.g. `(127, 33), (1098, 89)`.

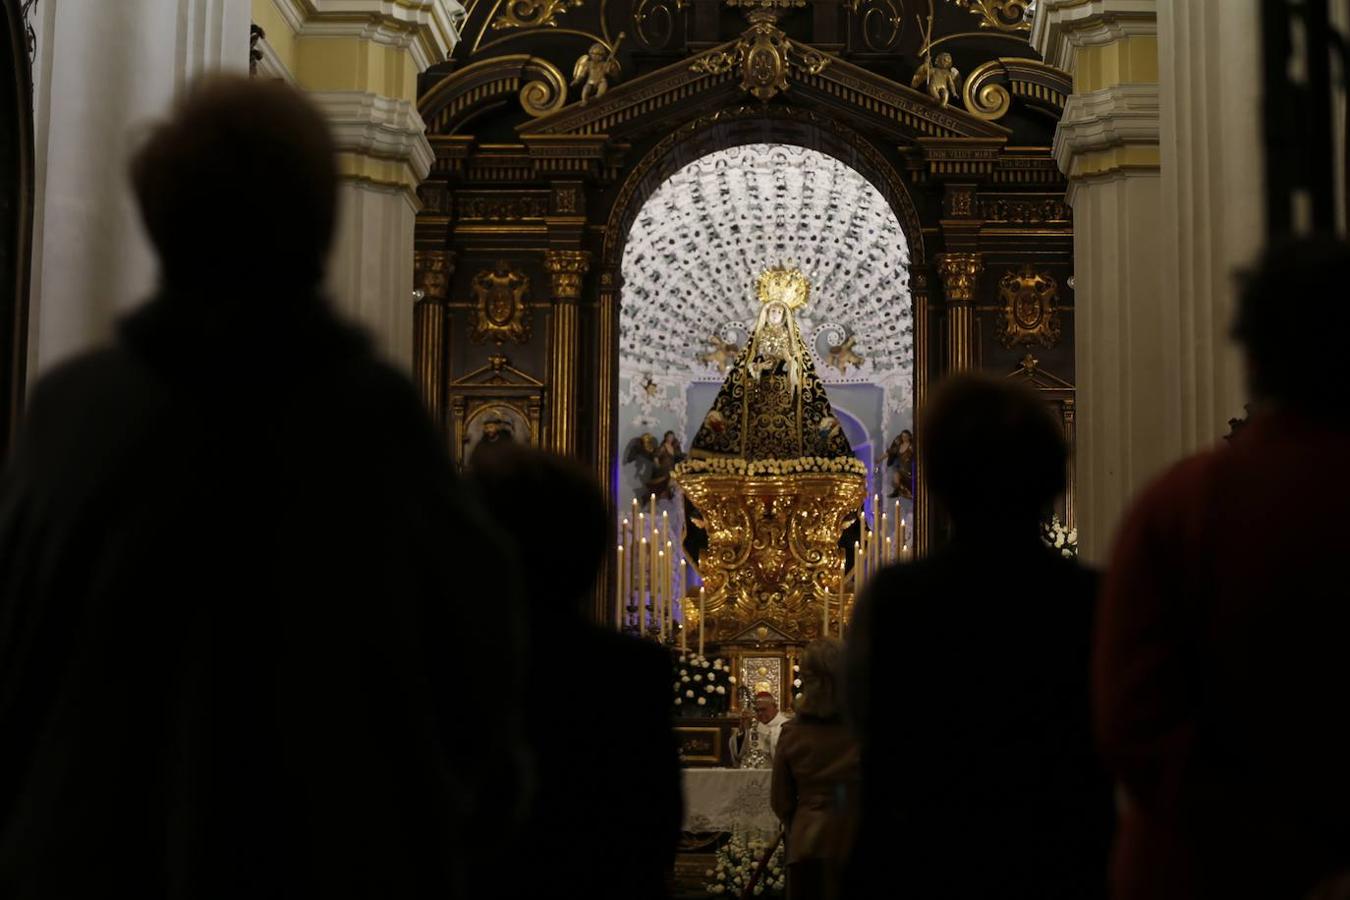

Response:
(413, 0), (1077, 622)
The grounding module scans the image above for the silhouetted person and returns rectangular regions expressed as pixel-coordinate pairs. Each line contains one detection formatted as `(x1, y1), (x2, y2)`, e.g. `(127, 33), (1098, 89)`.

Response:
(0, 77), (524, 899)
(469, 445), (683, 900)
(772, 638), (859, 900)
(1096, 236), (1350, 900)
(845, 376), (1111, 900)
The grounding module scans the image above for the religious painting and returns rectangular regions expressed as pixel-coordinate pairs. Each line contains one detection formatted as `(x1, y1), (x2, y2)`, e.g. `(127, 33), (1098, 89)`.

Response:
(462, 403), (531, 466)
(470, 261), (531, 345)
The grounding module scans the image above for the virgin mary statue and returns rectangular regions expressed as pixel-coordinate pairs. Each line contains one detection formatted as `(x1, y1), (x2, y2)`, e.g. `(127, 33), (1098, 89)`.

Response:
(689, 266), (854, 461)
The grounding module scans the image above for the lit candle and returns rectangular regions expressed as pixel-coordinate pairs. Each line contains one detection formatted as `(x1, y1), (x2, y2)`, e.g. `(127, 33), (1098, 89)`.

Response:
(880, 508), (888, 563)
(900, 517), (907, 557)
(854, 540), (862, 597)
(649, 492), (657, 525)
(893, 500), (900, 558)
(666, 540), (675, 636)
(822, 585), (830, 637)
(639, 536), (648, 632)
(657, 549), (666, 640)
(698, 586), (706, 657)
(679, 558), (688, 651)
(615, 544), (625, 631)
(885, 535), (892, 568)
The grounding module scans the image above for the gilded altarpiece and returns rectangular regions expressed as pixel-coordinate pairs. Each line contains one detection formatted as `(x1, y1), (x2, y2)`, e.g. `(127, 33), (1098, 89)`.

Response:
(414, 0), (1077, 619)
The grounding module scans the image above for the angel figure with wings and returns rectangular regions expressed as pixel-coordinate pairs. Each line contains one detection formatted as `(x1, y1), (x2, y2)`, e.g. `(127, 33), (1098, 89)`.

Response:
(571, 33), (624, 104)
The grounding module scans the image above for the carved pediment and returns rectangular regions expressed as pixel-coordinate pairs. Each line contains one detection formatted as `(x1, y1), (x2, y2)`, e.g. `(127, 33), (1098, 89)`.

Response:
(451, 354), (545, 389)
(723, 620), (797, 646)
(513, 23), (1011, 142)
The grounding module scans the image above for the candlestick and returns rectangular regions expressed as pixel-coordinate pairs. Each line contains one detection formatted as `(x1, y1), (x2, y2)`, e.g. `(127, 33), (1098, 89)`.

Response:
(679, 559), (688, 651)
(854, 541), (862, 598)
(666, 540), (675, 636)
(639, 536), (648, 632)
(657, 549), (666, 640)
(616, 544), (625, 631)
(698, 586), (706, 657)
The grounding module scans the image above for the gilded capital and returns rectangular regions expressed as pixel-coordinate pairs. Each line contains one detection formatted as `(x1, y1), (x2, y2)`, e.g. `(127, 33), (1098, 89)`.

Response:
(935, 253), (984, 304)
(543, 249), (592, 300)
(414, 249), (455, 300)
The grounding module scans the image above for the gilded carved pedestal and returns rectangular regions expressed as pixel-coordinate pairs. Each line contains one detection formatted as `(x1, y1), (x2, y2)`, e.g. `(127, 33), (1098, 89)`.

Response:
(678, 471), (865, 644)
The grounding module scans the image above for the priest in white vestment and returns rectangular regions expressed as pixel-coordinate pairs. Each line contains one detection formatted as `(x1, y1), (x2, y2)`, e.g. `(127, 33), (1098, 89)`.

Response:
(731, 691), (792, 765)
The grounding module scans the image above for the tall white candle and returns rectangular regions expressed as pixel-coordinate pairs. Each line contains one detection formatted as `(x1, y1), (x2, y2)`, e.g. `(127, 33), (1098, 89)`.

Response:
(616, 544), (624, 631)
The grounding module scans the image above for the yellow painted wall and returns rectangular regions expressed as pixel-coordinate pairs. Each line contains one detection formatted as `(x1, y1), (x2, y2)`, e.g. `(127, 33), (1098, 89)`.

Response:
(250, 0), (296, 76)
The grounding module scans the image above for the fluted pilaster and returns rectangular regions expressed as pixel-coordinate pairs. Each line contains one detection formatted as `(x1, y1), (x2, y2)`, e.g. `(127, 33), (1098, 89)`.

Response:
(544, 249), (591, 456)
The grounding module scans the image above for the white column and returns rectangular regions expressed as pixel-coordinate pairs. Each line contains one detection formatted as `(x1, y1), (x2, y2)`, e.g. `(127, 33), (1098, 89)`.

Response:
(1157, 0), (1262, 448)
(312, 92), (434, 368)
(1036, 0), (1165, 563)
(268, 0), (463, 369)
(28, 0), (250, 377)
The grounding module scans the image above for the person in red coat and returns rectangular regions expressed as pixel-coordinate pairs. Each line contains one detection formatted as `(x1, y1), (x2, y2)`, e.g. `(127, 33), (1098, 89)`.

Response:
(1095, 236), (1350, 900)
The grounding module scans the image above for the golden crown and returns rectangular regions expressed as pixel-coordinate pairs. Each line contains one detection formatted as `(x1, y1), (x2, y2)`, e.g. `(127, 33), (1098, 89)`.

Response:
(756, 265), (810, 310)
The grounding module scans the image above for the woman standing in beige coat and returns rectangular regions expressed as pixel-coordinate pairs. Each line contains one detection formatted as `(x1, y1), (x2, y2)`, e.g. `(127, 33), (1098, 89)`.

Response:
(771, 639), (861, 900)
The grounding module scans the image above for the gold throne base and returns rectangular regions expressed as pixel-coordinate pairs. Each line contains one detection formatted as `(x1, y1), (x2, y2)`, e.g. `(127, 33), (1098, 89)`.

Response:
(678, 470), (866, 644)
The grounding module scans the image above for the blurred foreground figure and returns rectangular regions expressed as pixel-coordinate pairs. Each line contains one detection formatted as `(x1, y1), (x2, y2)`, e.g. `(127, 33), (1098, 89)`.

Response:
(847, 376), (1111, 900)
(1097, 237), (1350, 900)
(469, 444), (683, 900)
(0, 77), (523, 899)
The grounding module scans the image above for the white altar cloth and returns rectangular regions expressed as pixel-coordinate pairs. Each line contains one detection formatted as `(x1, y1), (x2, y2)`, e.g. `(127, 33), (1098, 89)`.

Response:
(681, 767), (779, 835)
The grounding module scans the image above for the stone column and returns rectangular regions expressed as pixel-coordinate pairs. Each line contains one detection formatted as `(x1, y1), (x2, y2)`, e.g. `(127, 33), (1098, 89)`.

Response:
(255, 0), (464, 369)
(1036, 0), (1263, 562)
(1156, 0), (1261, 448)
(935, 252), (982, 373)
(26, 0), (250, 377)
(1034, 0), (1165, 563)
(544, 249), (590, 457)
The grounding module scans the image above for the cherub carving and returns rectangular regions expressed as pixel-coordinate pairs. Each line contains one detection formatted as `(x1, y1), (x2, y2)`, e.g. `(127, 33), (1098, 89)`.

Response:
(825, 334), (864, 375)
(912, 51), (960, 106)
(571, 32), (624, 104)
(698, 334), (742, 373)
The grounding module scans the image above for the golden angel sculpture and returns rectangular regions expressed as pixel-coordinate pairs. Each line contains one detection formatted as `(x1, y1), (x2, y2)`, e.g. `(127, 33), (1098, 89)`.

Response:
(571, 33), (624, 104)
(676, 267), (865, 644)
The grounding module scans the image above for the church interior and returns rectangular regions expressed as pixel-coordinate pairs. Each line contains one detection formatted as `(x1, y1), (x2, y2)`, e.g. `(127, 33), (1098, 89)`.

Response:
(3, 1), (1349, 898)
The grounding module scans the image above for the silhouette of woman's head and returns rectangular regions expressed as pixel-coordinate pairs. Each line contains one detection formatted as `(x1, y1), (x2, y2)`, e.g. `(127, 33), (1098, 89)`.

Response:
(130, 76), (337, 299)
(922, 376), (1066, 534)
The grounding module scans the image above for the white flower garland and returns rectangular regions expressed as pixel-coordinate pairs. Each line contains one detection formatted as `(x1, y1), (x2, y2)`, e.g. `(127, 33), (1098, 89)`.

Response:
(676, 456), (868, 478)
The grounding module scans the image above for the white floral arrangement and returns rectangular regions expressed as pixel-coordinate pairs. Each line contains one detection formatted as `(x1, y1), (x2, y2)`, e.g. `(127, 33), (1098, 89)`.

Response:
(1042, 515), (1079, 558)
(676, 455), (868, 478)
(705, 833), (786, 896)
(673, 652), (736, 716)
(792, 664), (803, 706)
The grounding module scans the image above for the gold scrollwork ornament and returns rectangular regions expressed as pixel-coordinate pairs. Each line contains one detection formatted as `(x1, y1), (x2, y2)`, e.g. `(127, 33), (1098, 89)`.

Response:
(492, 0), (584, 30)
(996, 265), (1061, 349)
(947, 0), (1032, 33)
(471, 261), (533, 345)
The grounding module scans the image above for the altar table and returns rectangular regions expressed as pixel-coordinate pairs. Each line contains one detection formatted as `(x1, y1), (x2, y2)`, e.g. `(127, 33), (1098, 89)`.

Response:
(681, 767), (779, 836)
